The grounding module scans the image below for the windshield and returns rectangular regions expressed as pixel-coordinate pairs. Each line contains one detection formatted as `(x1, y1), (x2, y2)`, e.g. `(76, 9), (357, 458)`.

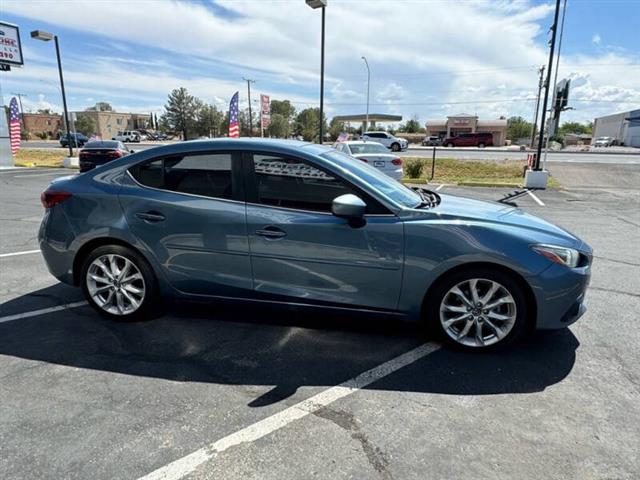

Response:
(319, 149), (422, 208)
(348, 143), (389, 154)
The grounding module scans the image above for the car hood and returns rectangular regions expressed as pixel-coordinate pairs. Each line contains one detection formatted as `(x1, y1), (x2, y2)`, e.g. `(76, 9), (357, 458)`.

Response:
(425, 193), (585, 248)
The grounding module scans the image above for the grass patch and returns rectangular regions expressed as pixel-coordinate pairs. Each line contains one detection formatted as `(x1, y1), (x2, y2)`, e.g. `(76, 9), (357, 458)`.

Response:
(402, 157), (560, 188)
(14, 149), (72, 168)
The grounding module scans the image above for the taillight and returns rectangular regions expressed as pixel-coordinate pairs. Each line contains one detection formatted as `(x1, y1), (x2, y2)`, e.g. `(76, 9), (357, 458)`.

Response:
(108, 151), (123, 158)
(79, 151), (88, 159)
(391, 158), (402, 166)
(41, 190), (72, 208)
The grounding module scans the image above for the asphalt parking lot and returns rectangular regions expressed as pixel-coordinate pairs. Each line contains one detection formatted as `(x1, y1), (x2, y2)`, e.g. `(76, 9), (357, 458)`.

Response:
(1, 164), (639, 480)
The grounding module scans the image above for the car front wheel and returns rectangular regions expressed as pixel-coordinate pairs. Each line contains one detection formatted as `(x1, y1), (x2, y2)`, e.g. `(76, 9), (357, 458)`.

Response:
(81, 245), (159, 321)
(426, 268), (528, 351)
(478, 143), (485, 148)
(447, 143), (454, 147)
(391, 143), (401, 152)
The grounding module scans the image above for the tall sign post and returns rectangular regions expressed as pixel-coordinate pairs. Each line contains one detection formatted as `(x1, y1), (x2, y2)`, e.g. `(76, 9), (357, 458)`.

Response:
(0, 21), (24, 167)
(260, 94), (270, 137)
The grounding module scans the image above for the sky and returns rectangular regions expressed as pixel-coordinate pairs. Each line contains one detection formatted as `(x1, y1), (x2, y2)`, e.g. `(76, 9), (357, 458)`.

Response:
(1, 0), (639, 126)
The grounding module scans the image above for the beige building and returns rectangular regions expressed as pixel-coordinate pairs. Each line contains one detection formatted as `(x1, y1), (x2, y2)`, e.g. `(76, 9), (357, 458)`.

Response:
(22, 113), (63, 139)
(74, 111), (151, 139)
(425, 113), (507, 146)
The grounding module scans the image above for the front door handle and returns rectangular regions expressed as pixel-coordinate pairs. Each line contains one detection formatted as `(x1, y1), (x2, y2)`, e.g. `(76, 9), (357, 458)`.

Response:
(255, 226), (287, 239)
(135, 211), (166, 223)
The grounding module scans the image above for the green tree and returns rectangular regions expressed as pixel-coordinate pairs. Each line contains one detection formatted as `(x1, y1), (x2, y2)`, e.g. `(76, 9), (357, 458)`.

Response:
(36, 108), (54, 114)
(401, 115), (422, 134)
(74, 115), (96, 136)
(164, 87), (199, 140)
(506, 116), (533, 141)
(266, 113), (290, 138)
(196, 103), (223, 137)
(86, 102), (114, 112)
(558, 121), (591, 136)
(270, 100), (296, 120)
(295, 107), (326, 142)
(328, 117), (345, 141)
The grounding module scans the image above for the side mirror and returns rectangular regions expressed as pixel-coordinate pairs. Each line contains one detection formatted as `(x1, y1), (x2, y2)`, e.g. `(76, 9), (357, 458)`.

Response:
(129, 149), (135, 154)
(332, 194), (366, 221)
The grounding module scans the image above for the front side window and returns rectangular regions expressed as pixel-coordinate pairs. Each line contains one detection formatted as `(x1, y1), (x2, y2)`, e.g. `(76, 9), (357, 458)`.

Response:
(251, 154), (385, 213)
(130, 153), (233, 200)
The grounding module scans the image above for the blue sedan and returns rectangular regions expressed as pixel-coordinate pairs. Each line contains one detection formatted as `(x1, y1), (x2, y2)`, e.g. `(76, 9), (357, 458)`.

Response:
(38, 139), (592, 350)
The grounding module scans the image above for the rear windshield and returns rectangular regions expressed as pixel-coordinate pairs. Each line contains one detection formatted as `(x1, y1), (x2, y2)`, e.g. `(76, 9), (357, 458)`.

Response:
(348, 143), (389, 154)
(84, 141), (119, 149)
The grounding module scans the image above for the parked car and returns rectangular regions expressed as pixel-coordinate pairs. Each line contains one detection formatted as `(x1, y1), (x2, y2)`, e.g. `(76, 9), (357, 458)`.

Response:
(422, 135), (442, 146)
(443, 132), (494, 148)
(593, 136), (616, 147)
(59, 132), (89, 148)
(38, 138), (592, 351)
(113, 131), (141, 143)
(333, 140), (403, 180)
(79, 140), (131, 173)
(361, 131), (408, 152)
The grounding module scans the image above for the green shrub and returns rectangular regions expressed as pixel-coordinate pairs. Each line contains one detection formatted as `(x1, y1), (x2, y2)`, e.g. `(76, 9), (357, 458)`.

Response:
(404, 158), (424, 178)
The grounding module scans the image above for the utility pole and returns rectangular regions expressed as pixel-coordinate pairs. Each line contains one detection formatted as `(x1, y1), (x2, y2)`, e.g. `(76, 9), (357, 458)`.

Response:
(361, 56), (370, 133)
(242, 77), (255, 137)
(535, 0), (561, 171)
(530, 66), (544, 148)
(319, 5), (326, 144)
(10, 92), (27, 126)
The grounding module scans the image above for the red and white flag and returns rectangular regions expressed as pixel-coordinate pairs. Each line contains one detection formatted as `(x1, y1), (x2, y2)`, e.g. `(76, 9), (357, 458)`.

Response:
(228, 91), (239, 138)
(9, 97), (21, 155)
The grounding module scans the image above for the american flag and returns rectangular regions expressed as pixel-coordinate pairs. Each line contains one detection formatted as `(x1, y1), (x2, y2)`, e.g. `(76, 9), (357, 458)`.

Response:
(9, 97), (21, 155)
(228, 91), (239, 138)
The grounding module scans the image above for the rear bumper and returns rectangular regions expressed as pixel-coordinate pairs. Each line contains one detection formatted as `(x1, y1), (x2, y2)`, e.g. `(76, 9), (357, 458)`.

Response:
(38, 208), (76, 285)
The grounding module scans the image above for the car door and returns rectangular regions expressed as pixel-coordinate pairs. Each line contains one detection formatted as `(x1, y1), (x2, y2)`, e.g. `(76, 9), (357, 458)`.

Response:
(119, 150), (252, 296)
(242, 151), (404, 311)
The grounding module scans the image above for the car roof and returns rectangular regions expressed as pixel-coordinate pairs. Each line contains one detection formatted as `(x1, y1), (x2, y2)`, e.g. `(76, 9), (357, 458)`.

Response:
(339, 140), (383, 145)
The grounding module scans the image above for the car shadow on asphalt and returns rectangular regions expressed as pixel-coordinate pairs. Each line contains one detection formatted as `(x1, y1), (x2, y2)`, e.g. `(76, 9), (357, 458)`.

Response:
(0, 284), (579, 406)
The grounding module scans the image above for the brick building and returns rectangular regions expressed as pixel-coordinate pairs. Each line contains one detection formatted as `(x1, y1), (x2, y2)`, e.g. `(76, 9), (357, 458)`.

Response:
(425, 113), (508, 146)
(22, 113), (63, 139)
(74, 111), (151, 139)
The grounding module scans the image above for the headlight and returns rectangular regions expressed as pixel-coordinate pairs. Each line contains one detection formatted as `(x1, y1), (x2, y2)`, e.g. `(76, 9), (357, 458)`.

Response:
(531, 244), (580, 268)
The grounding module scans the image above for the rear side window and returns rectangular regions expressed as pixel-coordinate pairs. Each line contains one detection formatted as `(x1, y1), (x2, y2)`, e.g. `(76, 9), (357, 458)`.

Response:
(130, 153), (234, 200)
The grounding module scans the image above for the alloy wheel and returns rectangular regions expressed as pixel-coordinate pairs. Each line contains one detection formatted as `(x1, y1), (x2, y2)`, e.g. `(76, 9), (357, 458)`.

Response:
(86, 254), (146, 315)
(439, 278), (517, 348)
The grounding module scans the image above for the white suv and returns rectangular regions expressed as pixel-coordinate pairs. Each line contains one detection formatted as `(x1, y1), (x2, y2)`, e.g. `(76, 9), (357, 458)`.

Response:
(361, 131), (408, 151)
(112, 131), (141, 143)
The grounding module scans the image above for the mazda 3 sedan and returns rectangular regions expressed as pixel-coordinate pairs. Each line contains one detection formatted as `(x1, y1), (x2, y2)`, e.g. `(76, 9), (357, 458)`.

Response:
(38, 139), (592, 350)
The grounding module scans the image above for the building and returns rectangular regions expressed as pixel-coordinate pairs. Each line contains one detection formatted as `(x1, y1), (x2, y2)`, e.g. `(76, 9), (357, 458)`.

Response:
(424, 114), (508, 146)
(331, 113), (402, 132)
(74, 111), (152, 139)
(591, 109), (640, 147)
(22, 113), (63, 139)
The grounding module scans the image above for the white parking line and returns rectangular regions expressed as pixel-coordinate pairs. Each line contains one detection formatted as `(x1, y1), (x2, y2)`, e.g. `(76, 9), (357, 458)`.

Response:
(0, 249), (41, 259)
(0, 301), (87, 324)
(138, 342), (439, 480)
(0, 168), (60, 175)
(526, 189), (545, 206)
(435, 184), (445, 191)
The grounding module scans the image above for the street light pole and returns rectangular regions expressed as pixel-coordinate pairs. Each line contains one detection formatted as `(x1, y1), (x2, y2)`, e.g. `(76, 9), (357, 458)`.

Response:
(31, 30), (73, 157)
(306, 0), (327, 144)
(243, 77), (255, 137)
(361, 56), (370, 133)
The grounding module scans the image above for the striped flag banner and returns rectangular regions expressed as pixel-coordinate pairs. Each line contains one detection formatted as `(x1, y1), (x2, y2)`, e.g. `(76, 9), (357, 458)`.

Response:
(228, 91), (239, 138)
(9, 97), (21, 155)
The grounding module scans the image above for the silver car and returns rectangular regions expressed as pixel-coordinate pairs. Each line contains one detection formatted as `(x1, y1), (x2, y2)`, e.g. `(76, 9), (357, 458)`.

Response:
(333, 141), (403, 180)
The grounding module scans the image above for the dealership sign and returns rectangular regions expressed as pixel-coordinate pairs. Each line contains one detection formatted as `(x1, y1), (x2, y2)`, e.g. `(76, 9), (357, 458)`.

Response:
(260, 94), (270, 129)
(0, 22), (23, 67)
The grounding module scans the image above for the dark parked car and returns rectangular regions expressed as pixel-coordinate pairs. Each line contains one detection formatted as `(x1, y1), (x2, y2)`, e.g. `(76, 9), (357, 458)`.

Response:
(79, 140), (131, 172)
(60, 132), (89, 148)
(443, 132), (493, 148)
(39, 138), (591, 351)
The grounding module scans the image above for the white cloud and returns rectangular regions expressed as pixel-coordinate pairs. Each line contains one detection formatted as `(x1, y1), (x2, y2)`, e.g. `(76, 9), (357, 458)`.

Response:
(592, 34), (602, 45)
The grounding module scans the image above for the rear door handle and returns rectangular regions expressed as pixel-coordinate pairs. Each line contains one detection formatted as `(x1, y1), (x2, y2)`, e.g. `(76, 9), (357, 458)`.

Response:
(255, 226), (287, 239)
(135, 211), (166, 223)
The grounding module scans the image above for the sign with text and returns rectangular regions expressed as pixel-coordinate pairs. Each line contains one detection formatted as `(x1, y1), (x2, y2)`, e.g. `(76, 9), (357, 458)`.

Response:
(0, 22), (23, 66)
(260, 94), (270, 129)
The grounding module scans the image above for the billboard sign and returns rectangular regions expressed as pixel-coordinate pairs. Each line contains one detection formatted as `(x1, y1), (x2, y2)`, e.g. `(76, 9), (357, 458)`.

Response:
(0, 22), (23, 67)
(260, 94), (271, 129)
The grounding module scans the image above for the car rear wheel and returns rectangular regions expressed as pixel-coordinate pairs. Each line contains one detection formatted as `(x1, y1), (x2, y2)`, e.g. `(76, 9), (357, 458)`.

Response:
(81, 245), (159, 321)
(447, 143), (454, 148)
(391, 142), (401, 152)
(478, 142), (485, 148)
(426, 268), (528, 351)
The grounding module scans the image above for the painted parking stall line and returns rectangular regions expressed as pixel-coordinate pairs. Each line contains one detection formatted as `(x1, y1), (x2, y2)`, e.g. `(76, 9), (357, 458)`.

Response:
(526, 189), (545, 206)
(0, 301), (87, 324)
(0, 249), (41, 259)
(138, 342), (440, 480)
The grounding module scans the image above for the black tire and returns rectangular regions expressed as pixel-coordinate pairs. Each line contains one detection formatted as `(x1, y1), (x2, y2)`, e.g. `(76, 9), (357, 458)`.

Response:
(80, 244), (160, 322)
(425, 267), (529, 351)
(447, 142), (454, 148)
(391, 142), (401, 152)
(478, 142), (485, 148)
